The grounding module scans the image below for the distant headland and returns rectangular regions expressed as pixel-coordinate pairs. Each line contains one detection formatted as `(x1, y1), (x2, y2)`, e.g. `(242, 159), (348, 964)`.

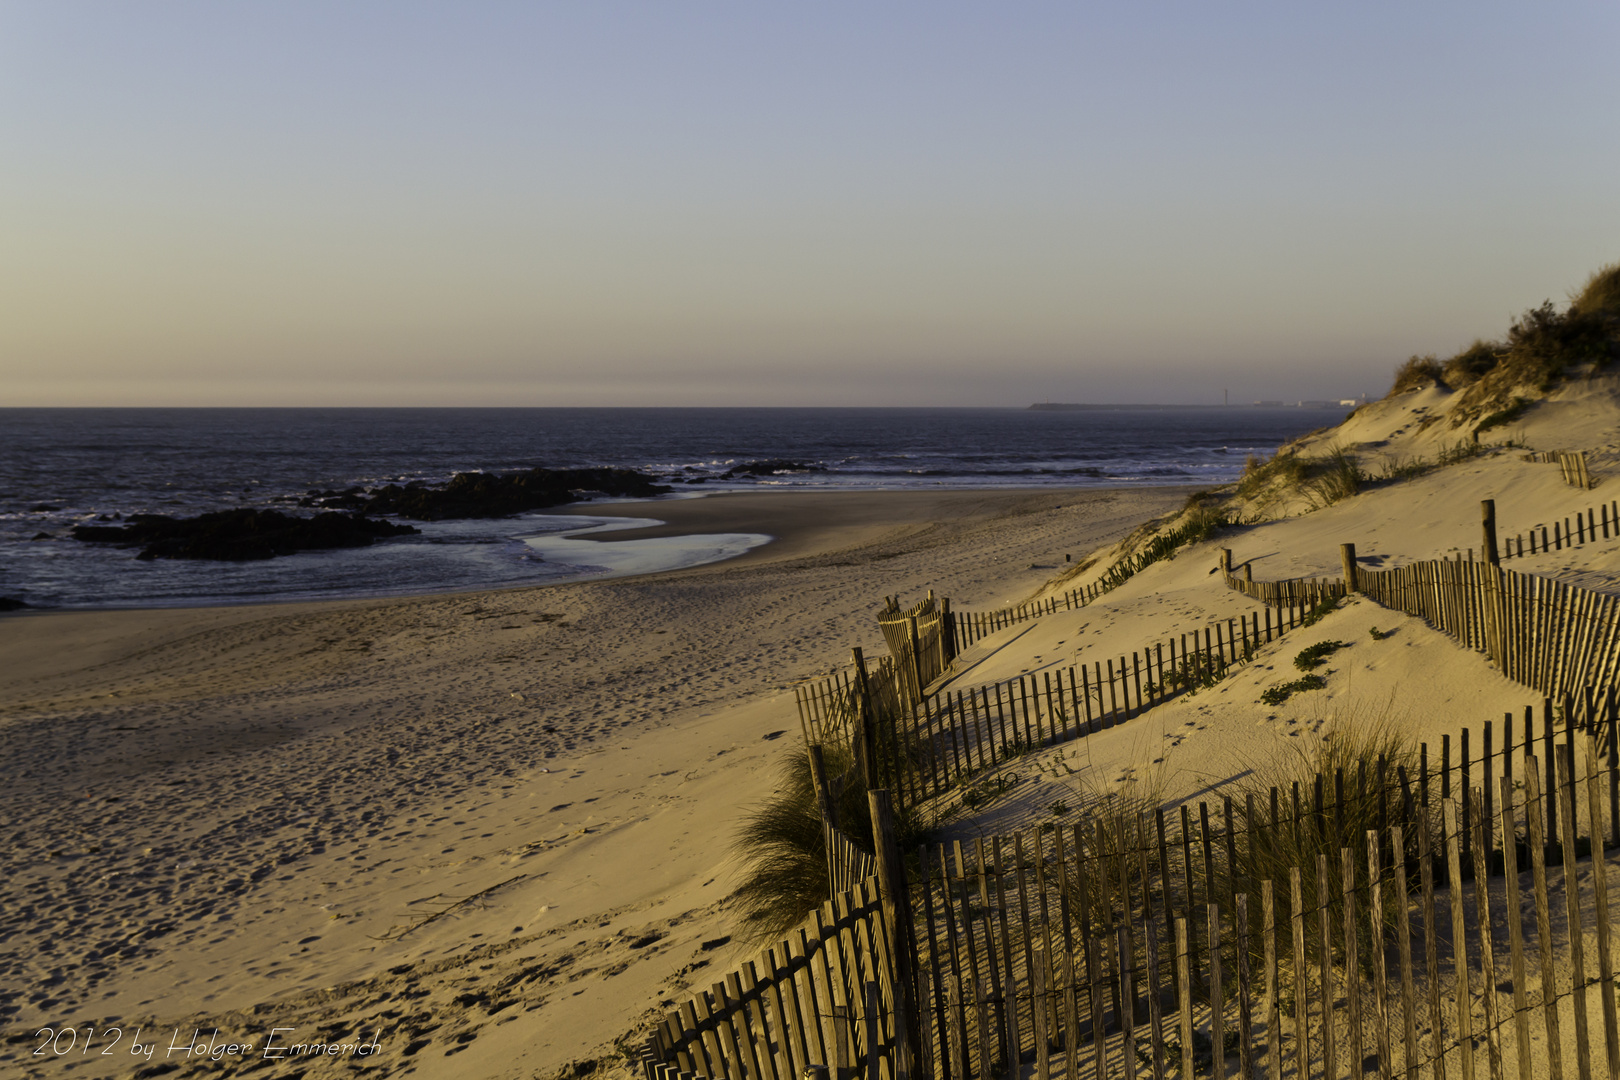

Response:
(1028, 400), (1361, 411)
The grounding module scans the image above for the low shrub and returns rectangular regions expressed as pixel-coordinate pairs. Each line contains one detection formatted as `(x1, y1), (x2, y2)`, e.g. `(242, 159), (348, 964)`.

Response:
(1570, 262), (1620, 318)
(1259, 673), (1327, 706)
(1300, 594), (1341, 627)
(1387, 355), (1445, 396)
(1293, 640), (1347, 671)
(1473, 397), (1531, 438)
(1442, 340), (1502, 387)
(731, 727), (932, 940)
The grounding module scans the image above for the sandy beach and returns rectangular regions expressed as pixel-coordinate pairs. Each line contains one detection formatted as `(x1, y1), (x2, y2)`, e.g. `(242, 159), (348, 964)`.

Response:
(0, 485), (1191, 1079)
(6, 370), (1620, 1080)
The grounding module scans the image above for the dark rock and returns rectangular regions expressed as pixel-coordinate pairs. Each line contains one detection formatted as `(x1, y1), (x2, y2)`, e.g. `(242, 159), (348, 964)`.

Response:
(30, 532), (52, 541)
(0, 597), (30, 611)
(298, 486), (369, 510)
(357, 467), (671, 521)
(719, 459), (826, 478)
(71, 509), (419, 561)
(30, 504), (61, 512)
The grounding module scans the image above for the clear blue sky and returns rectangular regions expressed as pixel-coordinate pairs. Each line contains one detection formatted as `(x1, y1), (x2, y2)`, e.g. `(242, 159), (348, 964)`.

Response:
(3, 2), (1617, 406)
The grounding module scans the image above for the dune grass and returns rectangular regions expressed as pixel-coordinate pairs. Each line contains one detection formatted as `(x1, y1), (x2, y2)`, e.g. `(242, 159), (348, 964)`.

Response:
(1225, 703), (1430, 978)
(1386, 355), (1445, 396)
(731, 694), (936, 940)
(1570, 261), (1620, 318)
(1239, 447), (1362, 511)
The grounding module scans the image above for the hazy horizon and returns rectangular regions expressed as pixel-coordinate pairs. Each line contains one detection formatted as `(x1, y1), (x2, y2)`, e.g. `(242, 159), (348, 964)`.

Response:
(4, 3), (1618, 408)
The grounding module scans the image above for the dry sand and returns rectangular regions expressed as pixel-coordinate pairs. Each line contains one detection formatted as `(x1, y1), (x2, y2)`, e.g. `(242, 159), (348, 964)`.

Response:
(0, 486), (1190, 1079)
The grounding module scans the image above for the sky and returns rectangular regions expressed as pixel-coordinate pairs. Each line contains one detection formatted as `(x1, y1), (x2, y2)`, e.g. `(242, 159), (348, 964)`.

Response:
(3, 3), (1618, 407)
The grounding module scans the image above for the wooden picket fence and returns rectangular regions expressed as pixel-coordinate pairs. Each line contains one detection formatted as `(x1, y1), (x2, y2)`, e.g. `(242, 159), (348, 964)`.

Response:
(882, 595), (956, 705)
(642, 878), (909, 1080)
(645, 717), (1620, 1080)
(1352, 556), (1620, 719)
(1527, 450), (1596, 489)
(796, 595), (1336, 815)
(1497, 494), (1619, 562)
(909, 736), (1619, 1080)
(828, 823), (879, 897)
(953, 584), (1109, 653)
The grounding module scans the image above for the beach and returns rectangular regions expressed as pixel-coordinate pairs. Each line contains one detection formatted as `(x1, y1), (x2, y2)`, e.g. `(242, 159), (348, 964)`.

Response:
(0, 485), (1191, 1079)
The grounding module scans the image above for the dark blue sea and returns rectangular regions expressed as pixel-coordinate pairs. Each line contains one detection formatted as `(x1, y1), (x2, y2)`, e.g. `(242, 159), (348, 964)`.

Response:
(0, 407), (1341, 608)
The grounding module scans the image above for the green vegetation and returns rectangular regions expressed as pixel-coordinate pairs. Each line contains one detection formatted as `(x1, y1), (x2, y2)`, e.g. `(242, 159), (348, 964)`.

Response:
(1293, 640), (1347, 671)
(1473, 396), (1532, 438)
(1239, 447), (1367, 511)
(1299, 448), (1362, 509)
(730, 736), (931, 940)
(1442, 339), (1503, 388)
(1379, 261), (1620, 423)
(1227, 709), (1430, 974)
(1387, 354), (1445, 396)
(1571, 261), (1620, 318)
(1299, 594), (1341, 627)
(1259, 673), (1327, 706)
(1368, 626), (1391, 640)
(1238, 450), (1307, 500)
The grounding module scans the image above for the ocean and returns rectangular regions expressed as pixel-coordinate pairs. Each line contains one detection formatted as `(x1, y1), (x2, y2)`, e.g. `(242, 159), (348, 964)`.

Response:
(0, 406), (1343, 608)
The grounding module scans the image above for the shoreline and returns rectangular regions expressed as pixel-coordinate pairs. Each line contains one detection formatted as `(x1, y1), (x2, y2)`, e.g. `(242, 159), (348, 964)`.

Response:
(4, 486), (1193, 616)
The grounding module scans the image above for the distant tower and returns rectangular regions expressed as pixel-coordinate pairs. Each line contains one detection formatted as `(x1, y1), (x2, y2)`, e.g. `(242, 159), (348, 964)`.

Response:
(1223, 388), (1229, 407)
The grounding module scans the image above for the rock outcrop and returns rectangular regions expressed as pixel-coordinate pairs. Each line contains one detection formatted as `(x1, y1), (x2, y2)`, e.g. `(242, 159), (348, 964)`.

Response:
(72, 509), (420, 561)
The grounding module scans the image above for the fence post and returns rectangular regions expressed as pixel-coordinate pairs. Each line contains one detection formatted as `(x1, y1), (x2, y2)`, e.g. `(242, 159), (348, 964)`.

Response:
(851, 647), (879, 791)
(941, 598), (957, 664)
(869, 789), (918, 1079)
(1340, 543), (1359, 593)
(1221, 548), (1233, 577)
(1482, 499), (1500, 566)
(809, 745), (839, 831)
(906, 616), (925, 705)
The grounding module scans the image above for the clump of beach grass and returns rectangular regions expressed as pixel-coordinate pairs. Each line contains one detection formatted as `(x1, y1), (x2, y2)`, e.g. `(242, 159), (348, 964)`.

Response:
(1300, 447), (1363, 509)
(1059, 747), (1170, 928)
(1239, 447), (1364, 512)
(1386, 354), (1445, 396)
(731, 693), (936, 940)
(1225, 701), (1431, 976)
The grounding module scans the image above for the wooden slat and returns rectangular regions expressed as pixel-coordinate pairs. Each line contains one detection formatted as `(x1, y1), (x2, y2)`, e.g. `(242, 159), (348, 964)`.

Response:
(1392, 825), (1418, 1080)
(1524, 760), (1566, 1080)
(1177, 918), (1194, 1080)
(1291, 865), (1311, 1080)
(1262, 880), (1281, 1080)
(1370, 830), (1394, 1080)
(1444, 801), (1475, 1080)
(1584, 735), (1619, 1080)
(1467, 808), (1505, 1080)
(1556, 753), (1594, 1080)
(1344, 847), (1365, 1079)
(1498, 779), (1534, 1080)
